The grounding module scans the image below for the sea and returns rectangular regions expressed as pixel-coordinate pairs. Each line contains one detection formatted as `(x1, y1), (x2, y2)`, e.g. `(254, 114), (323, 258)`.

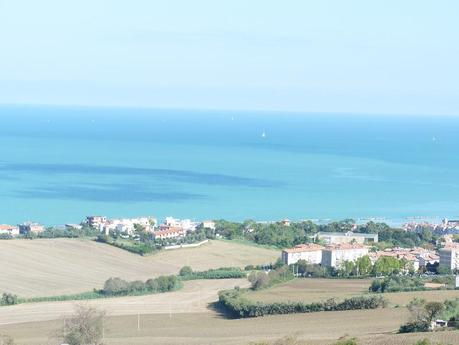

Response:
(0, 105), (458, 226)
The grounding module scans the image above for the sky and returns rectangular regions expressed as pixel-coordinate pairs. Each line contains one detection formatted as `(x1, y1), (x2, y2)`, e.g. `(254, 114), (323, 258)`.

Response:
(0, 0), (458, 115)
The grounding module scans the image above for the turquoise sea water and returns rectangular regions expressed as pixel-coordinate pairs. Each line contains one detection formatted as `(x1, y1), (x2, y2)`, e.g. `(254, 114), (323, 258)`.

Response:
(0, 105), (458, 225)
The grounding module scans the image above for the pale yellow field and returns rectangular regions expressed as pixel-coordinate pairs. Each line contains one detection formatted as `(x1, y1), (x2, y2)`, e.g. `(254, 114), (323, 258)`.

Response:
(0, 279), (249, 325)
(0, 239), (278, 297)
(3, 308), (459, 345)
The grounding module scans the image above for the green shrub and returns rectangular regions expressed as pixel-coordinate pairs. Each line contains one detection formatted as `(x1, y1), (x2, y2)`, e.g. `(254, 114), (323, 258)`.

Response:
(248, 266), (294, 290)
(179, 266), (193, 276)
(1, 293), (18, 306)
(399, 321), (429, 333)
(333, 338), (358, 345)
(369, 275), (425, 293)
(102, 275), (179, 296)
(181, 267), (246, 280)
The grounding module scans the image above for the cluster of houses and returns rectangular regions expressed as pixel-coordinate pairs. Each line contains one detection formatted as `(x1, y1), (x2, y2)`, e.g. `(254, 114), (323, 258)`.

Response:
(0, 222), (45, 236)
(403, 218), (459, 235)
(0, 216), (217, 242)
(86, 215), (216, 240)
(282, 231), (440, 271)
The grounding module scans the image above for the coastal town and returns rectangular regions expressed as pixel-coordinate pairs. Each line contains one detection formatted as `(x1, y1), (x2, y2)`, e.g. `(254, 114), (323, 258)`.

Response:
(2, 216), (459, 274)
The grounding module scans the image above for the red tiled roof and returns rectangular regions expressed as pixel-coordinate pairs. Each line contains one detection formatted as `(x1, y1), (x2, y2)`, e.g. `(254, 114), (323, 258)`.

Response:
(283, 244), (324, 253)
(154, 227), (185, 236)
(324, 243), (368, 250)
(0, 224), (17, 231)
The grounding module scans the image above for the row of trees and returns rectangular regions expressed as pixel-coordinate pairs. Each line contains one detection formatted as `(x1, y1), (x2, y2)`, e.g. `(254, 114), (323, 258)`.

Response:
(102, 275), (179, 296)
(370, 275), (426, 293)
(218, 288), (387, 318)
(213, 219), (436, 249)
(294, 255), (412, 279)
(178, 266), (247, 280)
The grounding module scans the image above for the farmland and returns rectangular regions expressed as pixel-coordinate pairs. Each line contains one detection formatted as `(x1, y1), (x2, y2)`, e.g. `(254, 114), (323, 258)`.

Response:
(2, 307), (459, 345)
(1, 275), (459, 344)
(0, 238), (278, 297)
(247, 278), (459, 306)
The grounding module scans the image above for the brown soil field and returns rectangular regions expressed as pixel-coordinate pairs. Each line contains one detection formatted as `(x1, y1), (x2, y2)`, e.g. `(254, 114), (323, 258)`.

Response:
(0, 239), (278, 297)
(247, 278), (459, 306)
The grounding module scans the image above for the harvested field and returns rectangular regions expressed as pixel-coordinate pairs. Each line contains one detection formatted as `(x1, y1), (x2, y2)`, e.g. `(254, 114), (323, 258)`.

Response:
(2, 276), (459, 345)
(247, 278), (459, 306)
(0, 279), (249, 325)
(0, 239), (278, 297)
(247, 278), (372, 303)
(4, 308), (457, 345)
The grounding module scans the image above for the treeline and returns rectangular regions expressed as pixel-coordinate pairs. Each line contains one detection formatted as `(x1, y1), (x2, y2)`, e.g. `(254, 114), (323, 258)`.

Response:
(0, 227), (99, 240)
(96, 234), (158, 255)
(214, 219), (435, 249)
(370, 276), (426, 293)
(218, 289), (387, 318)
(1, 275), (181, 307)
(295, 255), (414, 279)
(102, 275), (180, 296)
(370, 275), (454, 293)
(179, 266), (247, 280)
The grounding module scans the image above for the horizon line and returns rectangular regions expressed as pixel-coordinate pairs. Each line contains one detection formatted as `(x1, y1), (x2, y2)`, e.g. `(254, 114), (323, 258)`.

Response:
(0, 102), (458, 118)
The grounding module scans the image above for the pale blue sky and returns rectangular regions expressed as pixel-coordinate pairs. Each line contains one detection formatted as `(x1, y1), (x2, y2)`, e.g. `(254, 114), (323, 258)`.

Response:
(0, 0), (458, 115)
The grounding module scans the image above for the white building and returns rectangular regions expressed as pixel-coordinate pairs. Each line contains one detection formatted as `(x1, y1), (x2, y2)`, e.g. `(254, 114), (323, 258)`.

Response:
(321, 244), (369, 268)
(281, 244), (324, 265)
(439, 245), (459, 271)
(316, 231), (378, 245)
(101, 217), (157, 235)
(0, 224), (19, 237)
(202, 220), (216, 230)
(18, 222), (45, 234)
(165, 217), (197, 231)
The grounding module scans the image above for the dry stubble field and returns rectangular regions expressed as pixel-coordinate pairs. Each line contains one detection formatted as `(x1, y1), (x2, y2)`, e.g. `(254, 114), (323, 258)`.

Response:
(2, 242), (459, 345)
(2, 308), (459, 345)
(0, 238), (278, 297)
(247, 278), (459, 306)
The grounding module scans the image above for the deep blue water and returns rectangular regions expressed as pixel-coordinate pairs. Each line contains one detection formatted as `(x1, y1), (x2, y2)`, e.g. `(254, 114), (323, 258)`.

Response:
(1, 105), (458, 225)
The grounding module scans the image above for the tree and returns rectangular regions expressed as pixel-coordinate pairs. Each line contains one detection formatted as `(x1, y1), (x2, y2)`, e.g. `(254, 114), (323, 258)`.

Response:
(424, 302), (444, 322)
(61, 305), (105, 345)
(179, 266), (193, 276)
(102, 277), (129, 295)
(400, 298), (444, 333)
(356, 255), (372, 276)
(248, 271), (269, 290)
(1, 293), (18, 306)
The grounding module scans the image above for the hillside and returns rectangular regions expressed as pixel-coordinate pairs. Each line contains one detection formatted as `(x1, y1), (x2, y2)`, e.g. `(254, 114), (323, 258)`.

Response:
(0, 239), (278, 297)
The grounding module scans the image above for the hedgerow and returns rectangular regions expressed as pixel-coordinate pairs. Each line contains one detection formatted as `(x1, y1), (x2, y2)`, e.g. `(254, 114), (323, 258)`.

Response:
(218, 289), (387, 318)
